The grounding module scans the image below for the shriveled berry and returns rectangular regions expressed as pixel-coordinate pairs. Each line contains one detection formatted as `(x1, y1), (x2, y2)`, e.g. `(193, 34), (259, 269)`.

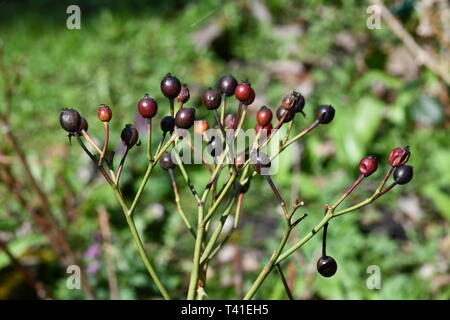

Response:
(393, 165), (413, 185)
(250, 151), (271, 174)
(207, 136), (223, 157)
(292, 92), (305, 115)
(194, 120), (209, 135)
(276, 106), (295, 123)
(224, 114), (237, 129)
(175, 107), (195, 129)
(160, 152), (176, 170)
(388, 146), (410, 167)
(59, 108), (81, 133)
(202, 88), (222, 110)
(176, 85), (190, 104)
(161, 73), (181, 99)
(243, 87), (255, 105)
(121, 124), (139, 148)
(218, 75), (238, 97)
(235, 81), (252, 102)
(97, 104), (112, 122)
(160, 116), (175, 133)
(256, 106), (273, 126)
(359, 156), (378, 177)
(317, 256), (337, 277)
(315, 105), (335, 124)
(137, 94), (158, 119)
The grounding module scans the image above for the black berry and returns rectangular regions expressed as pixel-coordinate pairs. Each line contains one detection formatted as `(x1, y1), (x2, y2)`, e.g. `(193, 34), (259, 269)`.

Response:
(175, 107), (196, 129)
(276, 106), (295, 123)
(393, 165), (413, 185)
(160, 152), (176, 170)
(60, 108), (81, 133)
(121, 124), (139, 148)
(202, 88), (222, 110)
(218, 75), (238, 97)
(160, 116), (175, 133)
(316, 105), (335, 124)
(317, 256), (337, 277)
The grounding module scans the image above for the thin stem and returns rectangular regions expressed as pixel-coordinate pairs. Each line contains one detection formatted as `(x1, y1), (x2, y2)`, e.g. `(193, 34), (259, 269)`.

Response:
(203, 171), (238, 224)
(99, 122), (109, 166)
(187, 203), (205, 299)
(264, 175), (288, 218)
(213, 109), (234, 161)
(220, 93), (227, 123)
(115, 147), (129, 185)
(234, 102), (243, 130)
(81, 130), (103, 154)
(322, 222), (328, 257)
(169, 98), (174, 117)
(147, 119), (153, 161)
(172, 150), (201, 203)
(155, 133), (167, 157)
(331, 174), (365, 210)
(276, 264), (294, 300)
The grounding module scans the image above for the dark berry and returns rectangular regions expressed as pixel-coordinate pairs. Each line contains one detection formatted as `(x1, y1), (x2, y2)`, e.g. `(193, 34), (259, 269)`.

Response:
(202, 88), (222, 110)
(393, 165), (413, 185)
(194, 120), (209, 135)
(160, 152), (176, 170)
(315, 105), (335, 124)
(359, 156), (378, 177)
(224, 113), (237, 129)
(176, 85), (190, 104)
(317, 256), (337, 277)
(175, 107), (195, 129)
(207, 136), (223, 157)
(60, 108), (81, 133)
(256, 106), (273, 126)
(292, 92), (305, 115)
(243, 87), (255, 105)
(276, 106), (295, 123)
(218, 75), (238, 97)
(97, 104), (112, 122)
(160, 73), (181, 99)
(78, 117), (88, 133)
(250, 151), (271, 174)
(388, 146), (410, 167)
(281, 94), (295, 110)
(121, 124), (139, 148)
(160, 116), (175, 133)
(137, 94), (158, 119)
(235, 81), (252, 102)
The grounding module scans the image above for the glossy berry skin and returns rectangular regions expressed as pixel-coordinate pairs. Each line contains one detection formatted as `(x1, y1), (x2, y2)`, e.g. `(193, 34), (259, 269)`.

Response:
(281, 94), (295, 110)
(276, 106), (295, 123)
(317, 256), (337, 277)
(160, 116), (175, 133)
(59, 108), (81, 133)
(359, 156), (378, 177)
(176, 85), (190, 104)
(207, 136), (223, 157)
(388, 146), (410, 167)
(121, 124), (139, 148)
(393, 165), (413, 185)
(255, 123), (273, 135)
(160, 73), (181, 99)
(97, 104), (112, 122)
(78, 117), (88, 133)
(292, 92), (305, 115)
(218, 75), (238, 97)
(235, 82), (252, 102)
(202, 88), (222, 110)
(175, 108), (196, 129)
(224, 114), (237, 129)
(194, 120), (209, 135)
(137, 94), (158, 119)
(243, 87), (255, 105)
(316, 105), (335, 124)
(256, 106), (273, 126)
(250, 151), (271, 174)
(160, 152), (176, 170)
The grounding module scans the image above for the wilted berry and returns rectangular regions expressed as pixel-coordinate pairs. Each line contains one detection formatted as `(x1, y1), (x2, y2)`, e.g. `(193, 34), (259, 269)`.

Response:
(137, 94), (158, 119)
(359, 156), (378, 177)
(292, 92), (306, 115)
(317, 256), (337, 277)
(161, 73), (181, 99)
(393, 165), (413, 185)
(388, 146), (410, 167)
(256, 106), (273, 126)
(160, 152), (176, 170)
(175, 85), (190, 104)
(218, 75), (238, 97)
(175, 108), (195, 129)
(224, 114), (237, 129)
(202, 88), (222, 110)
(250, 151), (271, 174)
(194, 120), (209, 135)
(60, 108), (81, 133)
(276, 106), (295, 123)
(315, 105), (335, 124)
(235, 81), (253, 102)
(97, 104), (112, 122)
(121, 124), (139, 148)
(160, 116), (175, 133)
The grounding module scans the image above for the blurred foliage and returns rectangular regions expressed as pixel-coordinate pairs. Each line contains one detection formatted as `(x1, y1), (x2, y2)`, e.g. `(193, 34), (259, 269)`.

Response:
(0, 0), (449, 299)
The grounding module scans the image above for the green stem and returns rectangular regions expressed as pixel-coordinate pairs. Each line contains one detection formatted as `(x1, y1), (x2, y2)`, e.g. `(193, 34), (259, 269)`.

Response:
(276, 264), (294, 300)
(187, 203), (205, 300)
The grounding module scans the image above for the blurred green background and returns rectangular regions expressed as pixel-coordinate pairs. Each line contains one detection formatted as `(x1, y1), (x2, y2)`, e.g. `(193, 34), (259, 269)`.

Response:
(0, 0), (449, 299)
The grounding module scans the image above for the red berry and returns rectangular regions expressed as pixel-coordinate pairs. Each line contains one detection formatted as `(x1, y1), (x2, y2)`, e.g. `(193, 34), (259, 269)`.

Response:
(255, 123), (273, 135)
(202, 88), (222, 110)
(388, 146), (410, 167)
(175, 108), (196, 129)
(218, 75), (238, 97)
(256, 106), (273, 126)
(161, 73), (181, 99)
(243, 87), (255, 105)
(137, 94), (158, 119)
(97, 104), (112, 122)
(359, 156), (378, 177)
(235, 81), (252, 102)
(194, 120), (209, 135)
(176, 85), (190, 104)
